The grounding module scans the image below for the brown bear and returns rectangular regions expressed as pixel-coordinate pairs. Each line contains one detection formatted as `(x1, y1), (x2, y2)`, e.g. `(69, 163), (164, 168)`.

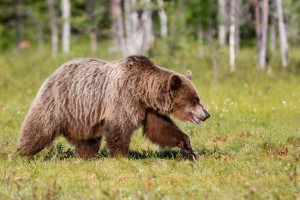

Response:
(17, 55), (210, 159)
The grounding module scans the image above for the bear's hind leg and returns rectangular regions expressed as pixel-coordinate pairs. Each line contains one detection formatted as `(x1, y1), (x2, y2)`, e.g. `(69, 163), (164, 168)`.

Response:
(17, 118), (58, 157)
(74, 137), (101, 159)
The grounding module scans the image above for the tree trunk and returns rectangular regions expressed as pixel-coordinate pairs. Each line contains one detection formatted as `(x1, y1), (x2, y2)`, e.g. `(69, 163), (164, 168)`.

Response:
(61, 0), (70, 55)
(218, 0), (227, 46)
(157, 0), (168, 38)
(260, 0), (269, 70)
(141, 0), (154, 53)
(276, 0), (288, 67)
(124, 0), (135, 55)
(47, 0), (58, 55)
(269, 0), (276, 53)
(85, 0), (97, 53)
(235, 0), (240, 49)
(111, 0), (126, 55)
(130, 0), (140, 53)
(255, 0), (269, 70)
(229, 0), (236, 72)
(255, 0), (261, 56)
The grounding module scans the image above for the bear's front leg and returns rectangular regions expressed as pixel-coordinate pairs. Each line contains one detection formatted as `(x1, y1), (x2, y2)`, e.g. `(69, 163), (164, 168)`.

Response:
(105, 123), (132, 157)
(144, 111), (197, 159)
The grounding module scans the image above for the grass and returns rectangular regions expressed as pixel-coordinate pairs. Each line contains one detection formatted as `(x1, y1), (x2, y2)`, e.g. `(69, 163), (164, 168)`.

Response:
(0, 42), (299, 199)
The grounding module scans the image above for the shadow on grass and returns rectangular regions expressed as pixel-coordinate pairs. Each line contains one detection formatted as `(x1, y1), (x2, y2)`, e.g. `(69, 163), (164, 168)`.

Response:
(36, 143), (226, 161)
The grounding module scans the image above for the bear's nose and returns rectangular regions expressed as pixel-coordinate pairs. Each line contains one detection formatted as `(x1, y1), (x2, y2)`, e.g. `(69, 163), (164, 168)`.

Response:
(205, 110), (210, 119)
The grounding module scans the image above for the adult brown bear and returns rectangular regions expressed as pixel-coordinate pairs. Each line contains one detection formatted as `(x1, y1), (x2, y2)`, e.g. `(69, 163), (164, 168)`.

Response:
(17, 55), (210, 159)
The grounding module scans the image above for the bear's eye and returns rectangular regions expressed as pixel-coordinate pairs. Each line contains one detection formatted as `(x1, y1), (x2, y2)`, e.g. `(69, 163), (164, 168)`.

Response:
(193, 98), (199, 105)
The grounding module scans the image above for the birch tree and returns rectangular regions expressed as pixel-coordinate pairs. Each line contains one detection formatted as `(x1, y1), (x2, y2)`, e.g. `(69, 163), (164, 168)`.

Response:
(61, 0), (70, 55)
(85, 0), (97, 53)
(269, 0), (276, 53)
(141, 0), (154, 52)
(47, 0), (58, 55)
(111, 0), (154, 56)
(124, 0), (138, 55)
(218, 0), (227, 46)
(255, 0), (269, 70)
(276, 0), (288, 67)
(229, 0), (236, 72)
(235, 0), (240, 49)
(157, 0), (168, 38)
(111, 0), (126, 55)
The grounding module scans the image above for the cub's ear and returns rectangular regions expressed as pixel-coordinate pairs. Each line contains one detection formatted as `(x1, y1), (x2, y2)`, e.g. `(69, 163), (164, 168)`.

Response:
(185, 70), (192, 80)
(168, 74), (182, 91)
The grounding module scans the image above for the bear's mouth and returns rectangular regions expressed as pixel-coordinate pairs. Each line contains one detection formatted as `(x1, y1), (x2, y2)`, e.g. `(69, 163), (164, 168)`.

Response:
(191, 113), (202, 124)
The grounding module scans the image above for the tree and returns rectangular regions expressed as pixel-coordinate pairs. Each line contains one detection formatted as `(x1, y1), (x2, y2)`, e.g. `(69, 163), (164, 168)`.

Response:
(124, 0), (139, 55)
(255, 0), (269, 70)
(235, 0), (240, 49)
(218, 0), (227, 46)
(157, 0), (168, 38)
(269, 0), (276, 53)
(276, 0), (288, 67)
(85, 0), (97, 53)
(61, 0), (70, 55)
(229, 0), (236, 71)
(47, 0), (58, 55)
(111, 0), (126, 55)
(111, 0), (154, 56)
(141, 0), (154, 53)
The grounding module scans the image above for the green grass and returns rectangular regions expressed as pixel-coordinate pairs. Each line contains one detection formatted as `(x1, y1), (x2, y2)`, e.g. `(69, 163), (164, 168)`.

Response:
(0, 42), (299, 199)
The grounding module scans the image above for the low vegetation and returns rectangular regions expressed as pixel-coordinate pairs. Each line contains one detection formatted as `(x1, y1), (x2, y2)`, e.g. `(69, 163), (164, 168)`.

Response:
(0, 43), (299, 199)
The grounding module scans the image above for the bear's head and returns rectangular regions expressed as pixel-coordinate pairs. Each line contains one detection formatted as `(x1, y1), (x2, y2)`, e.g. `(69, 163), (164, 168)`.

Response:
(168, 71), (210, 124)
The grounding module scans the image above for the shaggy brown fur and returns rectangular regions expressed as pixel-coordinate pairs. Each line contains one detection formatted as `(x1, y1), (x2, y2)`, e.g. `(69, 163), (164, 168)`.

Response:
(144, 110), (197, 158)
(17, 55), (209, 158)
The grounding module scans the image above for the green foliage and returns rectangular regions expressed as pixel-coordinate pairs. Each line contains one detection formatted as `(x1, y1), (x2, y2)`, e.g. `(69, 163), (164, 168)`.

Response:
(0, 42), (299, 199)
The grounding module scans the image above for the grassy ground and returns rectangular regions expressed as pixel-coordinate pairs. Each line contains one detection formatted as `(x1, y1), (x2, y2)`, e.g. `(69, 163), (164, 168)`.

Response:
(0, 43), (299, 199)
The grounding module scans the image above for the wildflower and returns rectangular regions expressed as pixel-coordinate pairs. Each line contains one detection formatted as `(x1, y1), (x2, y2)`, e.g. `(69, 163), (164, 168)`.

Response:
(282, 100), (287, 107)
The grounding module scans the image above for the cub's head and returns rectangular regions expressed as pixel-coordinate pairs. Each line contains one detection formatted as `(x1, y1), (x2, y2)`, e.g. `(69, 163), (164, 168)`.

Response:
(168, 70), (210, 124)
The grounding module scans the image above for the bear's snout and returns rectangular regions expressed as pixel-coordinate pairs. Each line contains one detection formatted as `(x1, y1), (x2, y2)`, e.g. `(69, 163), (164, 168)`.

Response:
(204, 110), (210, 119)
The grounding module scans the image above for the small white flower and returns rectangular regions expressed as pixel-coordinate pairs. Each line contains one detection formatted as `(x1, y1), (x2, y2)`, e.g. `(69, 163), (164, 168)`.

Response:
(282, 100), (287, 107)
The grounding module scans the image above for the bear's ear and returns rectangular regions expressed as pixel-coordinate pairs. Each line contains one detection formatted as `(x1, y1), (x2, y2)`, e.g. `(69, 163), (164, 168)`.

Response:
(185, 70), (192, 80)
(168, 74), (182, 91)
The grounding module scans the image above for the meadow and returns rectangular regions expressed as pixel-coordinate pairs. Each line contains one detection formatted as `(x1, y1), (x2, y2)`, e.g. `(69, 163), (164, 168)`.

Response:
(0, 42), (299, 199)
